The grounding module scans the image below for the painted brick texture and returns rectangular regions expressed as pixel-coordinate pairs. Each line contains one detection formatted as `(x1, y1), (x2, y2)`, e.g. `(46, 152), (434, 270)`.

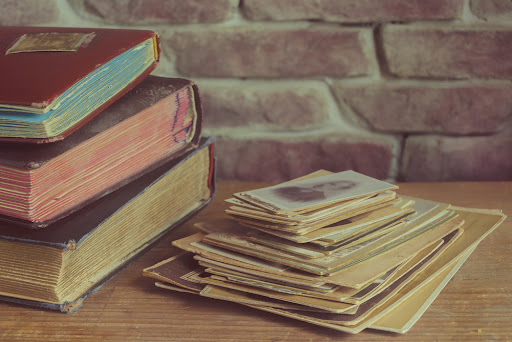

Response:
(402, 134), (512, 181)
(470, 0), (512, 21)
(383, 26), (512, 79)
(333, 83), (512, 134)
(0, 0), (59, 25)
(216, 137), (394, 182)
(201, 86), (328, 130)
(1, 0), (511, 182)
(165, 28), (372, 78)
(72, 0), (237, 24)
(243, 0), (464, 22)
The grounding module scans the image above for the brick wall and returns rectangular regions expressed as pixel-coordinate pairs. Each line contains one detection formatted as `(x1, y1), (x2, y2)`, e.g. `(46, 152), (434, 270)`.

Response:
(2, 0), (511, 182)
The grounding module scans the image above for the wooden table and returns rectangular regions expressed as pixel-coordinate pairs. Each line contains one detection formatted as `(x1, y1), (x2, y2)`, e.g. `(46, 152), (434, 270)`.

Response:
(1, 182), (511, 341)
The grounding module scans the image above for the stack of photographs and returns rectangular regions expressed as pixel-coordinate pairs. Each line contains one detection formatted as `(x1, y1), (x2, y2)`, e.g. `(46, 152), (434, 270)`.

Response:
(143, 170), (506, 334)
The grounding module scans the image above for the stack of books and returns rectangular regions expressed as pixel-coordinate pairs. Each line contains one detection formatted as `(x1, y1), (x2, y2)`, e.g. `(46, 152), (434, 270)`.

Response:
(0, 26), (215, 312)
(144, 170), (506, 334)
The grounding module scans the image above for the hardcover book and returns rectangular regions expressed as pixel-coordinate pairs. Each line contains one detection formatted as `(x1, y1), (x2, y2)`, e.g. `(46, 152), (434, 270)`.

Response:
(0, 26), (160, 142)
(0, 75), (203, 228)
(0, 137), (216, 312)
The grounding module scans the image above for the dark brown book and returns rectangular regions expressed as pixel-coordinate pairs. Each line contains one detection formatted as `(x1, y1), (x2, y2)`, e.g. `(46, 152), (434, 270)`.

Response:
(0, 137), (215, 312)
(0, 75), (203, 228)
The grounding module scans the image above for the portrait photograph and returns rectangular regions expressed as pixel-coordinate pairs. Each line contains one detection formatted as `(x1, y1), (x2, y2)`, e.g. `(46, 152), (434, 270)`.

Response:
(235, 171), (397, 213)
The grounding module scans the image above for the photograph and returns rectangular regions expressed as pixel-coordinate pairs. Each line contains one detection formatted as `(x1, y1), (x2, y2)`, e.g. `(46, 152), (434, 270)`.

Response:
(235, 170), (397, 213)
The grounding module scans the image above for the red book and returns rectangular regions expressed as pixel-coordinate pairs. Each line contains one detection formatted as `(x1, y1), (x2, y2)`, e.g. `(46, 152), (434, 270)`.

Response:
(0, 26), (160, 142)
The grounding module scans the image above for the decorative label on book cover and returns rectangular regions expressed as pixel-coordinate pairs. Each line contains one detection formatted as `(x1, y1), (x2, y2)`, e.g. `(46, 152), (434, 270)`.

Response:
(6, 32), (95, 54)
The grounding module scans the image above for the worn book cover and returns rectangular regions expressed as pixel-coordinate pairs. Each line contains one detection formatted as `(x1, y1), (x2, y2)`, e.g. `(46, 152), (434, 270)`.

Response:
(0, 26), (160, 142)
(0, 75), (202, 228)
(0, 137), (216, 312)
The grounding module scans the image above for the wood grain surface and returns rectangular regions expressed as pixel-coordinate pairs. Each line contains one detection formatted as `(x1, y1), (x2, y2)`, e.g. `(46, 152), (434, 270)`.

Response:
(0, 181), (510, 341)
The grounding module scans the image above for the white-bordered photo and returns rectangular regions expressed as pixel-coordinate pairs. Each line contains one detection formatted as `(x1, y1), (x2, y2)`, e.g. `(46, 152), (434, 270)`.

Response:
(234, 170), (397, 213)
